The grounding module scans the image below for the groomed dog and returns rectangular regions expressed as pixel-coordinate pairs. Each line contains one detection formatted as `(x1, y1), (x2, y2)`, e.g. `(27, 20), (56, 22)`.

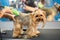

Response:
(13, 9), (46, 38)
(41, 3), (60, 21)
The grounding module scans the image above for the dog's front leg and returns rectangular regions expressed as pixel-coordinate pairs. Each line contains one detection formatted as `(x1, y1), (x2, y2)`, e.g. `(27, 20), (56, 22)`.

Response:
(26, 25), (37, 38)
(13, 21), (22, 38)
(33, 25), (40, 36)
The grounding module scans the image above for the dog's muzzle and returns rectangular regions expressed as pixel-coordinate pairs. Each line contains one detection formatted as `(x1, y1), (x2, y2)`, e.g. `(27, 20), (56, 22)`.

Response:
(36, 18), (43, 22)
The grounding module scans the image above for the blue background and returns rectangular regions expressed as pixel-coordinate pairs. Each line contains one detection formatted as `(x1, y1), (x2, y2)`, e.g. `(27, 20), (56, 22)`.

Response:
(0, 0), (9, 6)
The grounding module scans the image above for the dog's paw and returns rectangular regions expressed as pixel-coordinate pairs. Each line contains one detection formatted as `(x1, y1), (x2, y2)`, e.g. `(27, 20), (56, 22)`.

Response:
(36, 31), (40, 34)
(35, 31), (40, 37)
(26, 34), (38, 38)
(12, 33), (19, 38)
(13, 35), (18, 38)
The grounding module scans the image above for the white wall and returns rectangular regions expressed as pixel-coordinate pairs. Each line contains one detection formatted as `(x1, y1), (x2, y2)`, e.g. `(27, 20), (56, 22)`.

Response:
(0, 21), (60, 31)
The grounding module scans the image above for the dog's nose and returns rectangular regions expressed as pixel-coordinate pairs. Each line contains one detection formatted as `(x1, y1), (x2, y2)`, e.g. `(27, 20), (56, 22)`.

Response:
(37, 18), (43, 22)
(37, 18), (41, 22)
(38, 18), (40, 20)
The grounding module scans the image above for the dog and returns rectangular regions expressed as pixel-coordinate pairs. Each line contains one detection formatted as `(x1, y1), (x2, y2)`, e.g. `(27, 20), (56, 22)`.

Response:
(41, 3), (60, 21)
(13, 9), (46, 38)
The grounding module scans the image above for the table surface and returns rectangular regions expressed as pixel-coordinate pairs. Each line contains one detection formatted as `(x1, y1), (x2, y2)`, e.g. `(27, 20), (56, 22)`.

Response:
(1, 29), (60, 40)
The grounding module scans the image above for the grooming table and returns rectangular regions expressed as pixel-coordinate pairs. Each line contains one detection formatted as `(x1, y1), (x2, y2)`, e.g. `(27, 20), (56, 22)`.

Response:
(0, 21), (60, 40)
(1, 29), (60, 40)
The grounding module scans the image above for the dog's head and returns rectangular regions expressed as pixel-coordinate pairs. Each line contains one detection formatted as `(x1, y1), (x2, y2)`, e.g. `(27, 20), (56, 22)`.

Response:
(54, 2), (60, 11)
(30, 9), (46, 23)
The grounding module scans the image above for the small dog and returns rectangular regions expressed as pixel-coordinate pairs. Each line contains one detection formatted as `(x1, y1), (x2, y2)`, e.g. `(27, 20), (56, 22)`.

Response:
(13, 9), (46, 38)
(41, 3), (60, 21)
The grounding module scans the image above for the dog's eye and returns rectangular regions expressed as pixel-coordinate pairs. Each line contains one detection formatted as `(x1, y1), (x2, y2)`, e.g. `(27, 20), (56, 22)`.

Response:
(35, 15), (38, 17)
(40, 15), (43, 16)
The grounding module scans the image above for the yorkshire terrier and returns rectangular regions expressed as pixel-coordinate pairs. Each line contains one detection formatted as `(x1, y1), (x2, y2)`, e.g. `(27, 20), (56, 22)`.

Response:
(13, 9), (46, 38)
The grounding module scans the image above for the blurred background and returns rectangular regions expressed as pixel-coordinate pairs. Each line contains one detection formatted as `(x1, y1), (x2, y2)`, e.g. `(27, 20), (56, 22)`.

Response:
(0, 0), (60, 21)
(0, 0), (60, 30)
(0, 1), (60, 40)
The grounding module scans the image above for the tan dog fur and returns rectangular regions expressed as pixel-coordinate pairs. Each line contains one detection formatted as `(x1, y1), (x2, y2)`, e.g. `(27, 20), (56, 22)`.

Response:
(13, 9), (46, 38)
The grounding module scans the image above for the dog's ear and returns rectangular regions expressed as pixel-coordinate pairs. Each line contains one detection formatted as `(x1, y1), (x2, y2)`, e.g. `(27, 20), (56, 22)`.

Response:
(30, 13), (34, 16)
(30, 13), (35, 18)
(43, 11), (46, 16)
(30, 9), (37, 16)
(34, 9), (38, 12)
